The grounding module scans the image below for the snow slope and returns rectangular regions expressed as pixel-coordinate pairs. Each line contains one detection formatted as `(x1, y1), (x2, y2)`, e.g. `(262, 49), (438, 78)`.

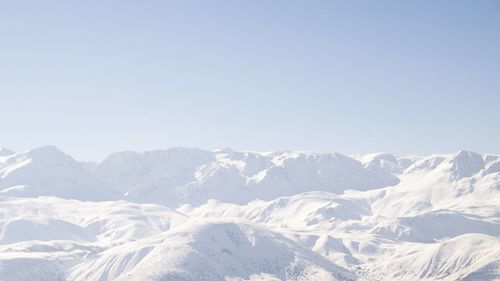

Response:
(0, 146), (499, 280)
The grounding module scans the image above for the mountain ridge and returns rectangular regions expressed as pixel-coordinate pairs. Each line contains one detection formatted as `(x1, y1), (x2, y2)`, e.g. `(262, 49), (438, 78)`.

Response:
(1, 146), (499, 280)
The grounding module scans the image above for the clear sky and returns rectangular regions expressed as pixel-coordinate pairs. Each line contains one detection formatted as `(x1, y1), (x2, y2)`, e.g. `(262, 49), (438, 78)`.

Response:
(1, 1), (499, 161)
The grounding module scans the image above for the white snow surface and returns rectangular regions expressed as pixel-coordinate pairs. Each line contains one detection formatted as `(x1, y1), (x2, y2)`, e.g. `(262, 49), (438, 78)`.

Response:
(0, 146), (499, 280)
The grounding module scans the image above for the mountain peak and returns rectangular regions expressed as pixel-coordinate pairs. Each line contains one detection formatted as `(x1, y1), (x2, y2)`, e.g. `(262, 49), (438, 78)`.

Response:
(404, 150), (486, 180)
(28, 145), (65, 155)
(26, 145), (75, 163)
(446, 150), (485, 179)
(455, 150), (481, 157)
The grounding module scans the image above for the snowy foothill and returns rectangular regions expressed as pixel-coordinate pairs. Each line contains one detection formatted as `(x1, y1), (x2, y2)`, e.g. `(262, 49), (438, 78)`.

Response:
(0, 146), (499, 280)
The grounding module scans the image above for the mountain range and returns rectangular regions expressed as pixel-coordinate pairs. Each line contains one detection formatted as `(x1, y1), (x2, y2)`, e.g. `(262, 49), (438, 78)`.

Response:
(0, 146), (499, 280)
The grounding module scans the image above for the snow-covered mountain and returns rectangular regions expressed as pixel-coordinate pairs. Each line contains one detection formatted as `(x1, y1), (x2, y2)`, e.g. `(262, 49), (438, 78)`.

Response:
(0, 146), (121, 201)
(0, 146), (499, 280)
(92, 148), (400, 206)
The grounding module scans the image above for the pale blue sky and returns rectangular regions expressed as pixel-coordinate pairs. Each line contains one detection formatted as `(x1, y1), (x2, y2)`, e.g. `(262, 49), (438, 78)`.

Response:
(1, 1), (499, 161)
